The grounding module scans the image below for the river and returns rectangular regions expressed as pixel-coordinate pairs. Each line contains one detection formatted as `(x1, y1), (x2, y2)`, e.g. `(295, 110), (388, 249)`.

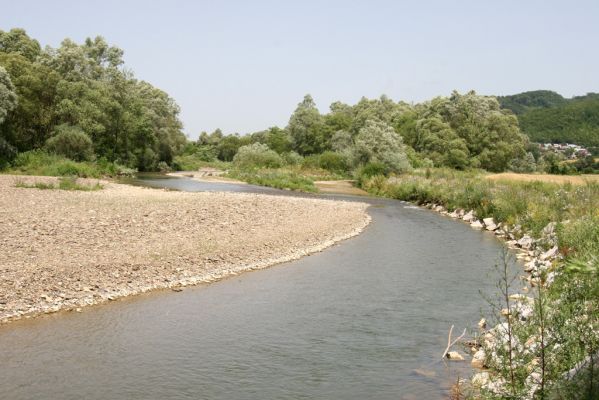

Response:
(0, 176), (513, 399)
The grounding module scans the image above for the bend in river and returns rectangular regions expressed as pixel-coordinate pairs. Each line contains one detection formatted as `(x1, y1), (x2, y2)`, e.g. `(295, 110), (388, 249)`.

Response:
(0, 176), (517, 400)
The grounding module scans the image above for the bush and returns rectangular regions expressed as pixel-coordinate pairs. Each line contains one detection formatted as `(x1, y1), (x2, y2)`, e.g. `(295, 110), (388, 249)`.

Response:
(281, 151), (303, 165)
(232, 143), (283, 169)
(228, 169), (316, 192)
(359, 161), (388, 178)
(9, 149), (130, 178)
(45, 124), (94, 162)
(318, 151), (348, 173)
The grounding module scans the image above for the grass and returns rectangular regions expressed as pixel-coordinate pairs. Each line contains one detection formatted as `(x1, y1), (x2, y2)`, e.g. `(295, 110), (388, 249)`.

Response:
(361, 168), (599, 237)
(359, 168), (599, 397)
(487, 172), (599, 185)
(15, 176), (103, 191)
(5, 150), (136, 178)
(173, 153), (232, 171)
(227, 168), (318, 192)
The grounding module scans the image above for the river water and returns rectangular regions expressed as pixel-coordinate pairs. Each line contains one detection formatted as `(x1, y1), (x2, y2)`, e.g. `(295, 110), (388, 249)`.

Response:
(0, 177), (512, 399)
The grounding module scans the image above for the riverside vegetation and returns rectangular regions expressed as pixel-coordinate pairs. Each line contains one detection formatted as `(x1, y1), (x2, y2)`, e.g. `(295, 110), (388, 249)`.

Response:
(1, 28), (598, 399)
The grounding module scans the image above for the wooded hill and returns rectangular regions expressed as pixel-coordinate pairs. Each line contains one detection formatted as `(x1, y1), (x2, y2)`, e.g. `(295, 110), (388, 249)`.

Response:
(498, 90), (599, 152)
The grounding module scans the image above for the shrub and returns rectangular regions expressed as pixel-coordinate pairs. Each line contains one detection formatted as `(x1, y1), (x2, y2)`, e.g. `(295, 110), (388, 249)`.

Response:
(232, 143), (283, 169)
(281, 151), (303, 165)
(45, 124), (94, 162)
(318, 151), (349, 173)
(228, 169), (316, 192)
(354, 119), (412, 173)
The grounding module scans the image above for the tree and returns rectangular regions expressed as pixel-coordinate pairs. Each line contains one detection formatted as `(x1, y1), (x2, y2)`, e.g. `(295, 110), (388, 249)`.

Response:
(287, 94), (327, 155)
(232, 143), (283, 169)
(45, 124), (94, 161)
(0, 66), (17, 124)
(354, 119), (411, 173)
(0, 28), (41, 61)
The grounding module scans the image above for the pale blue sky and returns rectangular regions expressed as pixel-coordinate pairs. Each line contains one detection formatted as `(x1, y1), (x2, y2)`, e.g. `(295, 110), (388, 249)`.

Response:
(3, 0), (598, 138)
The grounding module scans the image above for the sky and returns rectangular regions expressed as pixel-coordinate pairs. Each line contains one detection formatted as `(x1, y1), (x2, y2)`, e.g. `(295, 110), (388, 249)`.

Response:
(3, 0), (599, 138)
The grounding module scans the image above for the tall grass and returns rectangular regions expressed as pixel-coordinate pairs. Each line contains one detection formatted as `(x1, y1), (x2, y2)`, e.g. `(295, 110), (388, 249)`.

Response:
(14, 176), (103, 191)
(6, 150), (135, 178)
(360, 169), (599, 397)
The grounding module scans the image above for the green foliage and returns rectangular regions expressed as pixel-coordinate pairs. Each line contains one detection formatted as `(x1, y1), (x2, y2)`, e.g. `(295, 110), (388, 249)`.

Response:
(287, 94), (328, 155)
(498, 90), (567, 115)
(0, 28), (185, 171)
(8, 149), (132, 178)
(317, 151), (349, 173)
(45, 124), (94, 161)
(0, 65), (17, 124)
(228, 168), (316, 192)
(500, 90), (599, 149)
(281, 151), (303, 165)
(216, 134), (250, 161)
(232, 143), (284, 169)
(14, 176), (103, 191)
(509, 152), (538, 173)
(355, 119), (412, 173)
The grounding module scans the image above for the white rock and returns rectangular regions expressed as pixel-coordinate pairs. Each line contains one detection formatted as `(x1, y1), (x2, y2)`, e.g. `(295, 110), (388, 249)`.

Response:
(472, 371), (490, 387)
(540, 246), (558, 261)
(462, 210), (476, 222)
(446, 351), (464, 361)
(518, 235), (534, 249)
(483, 217), (495, 227)
(478, 318), (487, 329)
(524, 260), (537, 273)
(471, 220), (484, 229)
(471, 349), (486, 368)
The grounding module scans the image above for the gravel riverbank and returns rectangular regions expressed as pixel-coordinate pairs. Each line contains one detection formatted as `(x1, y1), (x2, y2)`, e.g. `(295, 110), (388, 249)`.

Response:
(0, 175), (370, 324)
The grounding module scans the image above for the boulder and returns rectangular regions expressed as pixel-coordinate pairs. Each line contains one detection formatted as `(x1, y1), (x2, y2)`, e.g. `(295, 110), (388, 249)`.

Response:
(517, 235), (534, 249)
(478, 318), (487, 329)
(471, 220), (484, 229)
(472, 371), (490, 387)
(462, 210), (476, 222)
(471, 349), (486, 369)
(446, 351), (464, 361)
(540, 245), (559, 261)
(524, 260), (537, 273)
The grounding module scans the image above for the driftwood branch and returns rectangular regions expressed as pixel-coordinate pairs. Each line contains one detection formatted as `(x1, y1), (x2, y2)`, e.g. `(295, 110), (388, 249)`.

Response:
(442, 324), (467, 359)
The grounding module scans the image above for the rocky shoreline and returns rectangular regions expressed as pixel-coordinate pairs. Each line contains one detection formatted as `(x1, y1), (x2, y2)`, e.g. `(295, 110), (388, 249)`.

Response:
(0, 175), (370, 325)
(420, 202), (562, 397)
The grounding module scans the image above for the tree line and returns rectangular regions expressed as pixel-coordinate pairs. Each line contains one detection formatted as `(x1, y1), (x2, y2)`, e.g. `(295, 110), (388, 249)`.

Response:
(184, 91), (529, 174)
(0, 28), (186, 170)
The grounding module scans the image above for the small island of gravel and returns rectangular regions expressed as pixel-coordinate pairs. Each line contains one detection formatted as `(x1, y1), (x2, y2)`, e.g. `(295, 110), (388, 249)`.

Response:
(0, 175), (370, 324)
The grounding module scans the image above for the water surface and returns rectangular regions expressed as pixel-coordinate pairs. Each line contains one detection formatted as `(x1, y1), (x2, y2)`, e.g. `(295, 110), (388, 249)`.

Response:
(0, 176), (512, 399)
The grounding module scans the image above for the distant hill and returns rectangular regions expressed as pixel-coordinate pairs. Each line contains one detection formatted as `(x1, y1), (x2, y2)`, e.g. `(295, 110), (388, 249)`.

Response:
(498, 91), (599, 151)
(498, 90), (568, 115)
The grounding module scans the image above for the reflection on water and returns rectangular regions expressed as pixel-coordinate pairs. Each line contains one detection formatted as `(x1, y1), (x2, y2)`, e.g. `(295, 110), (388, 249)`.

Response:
(0, 176), (512, 399)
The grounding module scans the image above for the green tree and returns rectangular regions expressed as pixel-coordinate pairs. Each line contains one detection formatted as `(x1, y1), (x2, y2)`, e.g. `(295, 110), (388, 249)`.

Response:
(287, 94), (327, 155)
(354, 119), (411, 173)
(0, 66), (17, 124)
(233, 143), (283, 169)
(0, 28), (41, 61)
(45, 124), (94, 161)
